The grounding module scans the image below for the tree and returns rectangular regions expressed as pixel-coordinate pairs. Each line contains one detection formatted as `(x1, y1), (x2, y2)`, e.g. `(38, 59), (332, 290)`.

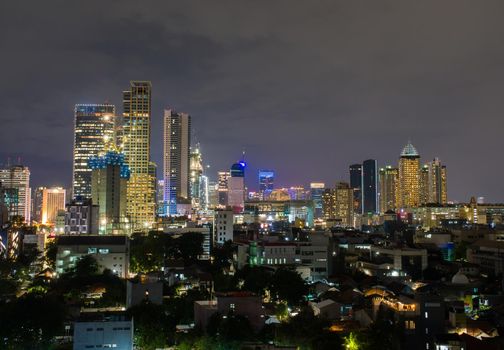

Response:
(239, 266), (271, 296)
(128, 301), (174, 350)
(269, 268), (308, 305)
(176, 232), (203, 263)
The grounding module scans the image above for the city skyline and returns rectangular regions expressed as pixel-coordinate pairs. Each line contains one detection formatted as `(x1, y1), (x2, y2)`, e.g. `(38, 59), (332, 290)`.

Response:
(2, 1), (504, 202)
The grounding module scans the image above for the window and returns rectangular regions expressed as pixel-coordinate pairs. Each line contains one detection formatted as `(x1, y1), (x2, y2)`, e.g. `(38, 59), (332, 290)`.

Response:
(424, 312), (428, 319)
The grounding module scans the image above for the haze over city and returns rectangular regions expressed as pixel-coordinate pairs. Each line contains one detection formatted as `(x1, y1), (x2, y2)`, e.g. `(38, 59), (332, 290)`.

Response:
(2, 1), (504, 202)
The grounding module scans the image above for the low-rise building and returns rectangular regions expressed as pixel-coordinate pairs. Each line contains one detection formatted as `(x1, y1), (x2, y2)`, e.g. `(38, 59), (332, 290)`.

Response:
(467, 239), (504, 275)
(55, 235), (129, 277)
(73, 312), (133, 350)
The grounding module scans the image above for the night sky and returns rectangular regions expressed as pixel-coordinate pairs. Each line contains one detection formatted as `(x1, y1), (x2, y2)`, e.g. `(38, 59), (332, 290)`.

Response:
(1, 1), (504, 202)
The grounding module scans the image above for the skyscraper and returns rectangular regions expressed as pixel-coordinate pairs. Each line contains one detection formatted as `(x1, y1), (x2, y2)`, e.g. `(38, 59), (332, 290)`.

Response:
(258, 170), (274, 198)
(190, 144), (203, 210)
(429, 158), (447, 205)
(41, 187), (66, 225)
(228, 161), (246, 213)
(217, 171), (230, 207)
(398, 142), (420, 208)
(89, 150), (130, 235)
(122, 81), (156, 229)
(310, 182), (325, 219)
(322, 182), (353, 227)
(72, 104), (115, 200)
(163, 109), (191, 216)
(0, 165), (31, 223)
(379, 166), (398, 213)
(362, 159), (378, 214)
(419, 164), (430, 205)
(349, 164), (363, 214)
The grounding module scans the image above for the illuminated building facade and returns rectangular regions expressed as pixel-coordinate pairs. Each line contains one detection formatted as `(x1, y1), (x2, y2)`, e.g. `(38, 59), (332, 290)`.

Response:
(228, 162), (246, 213)
(72, 104), (115, 200)
(217, 171), (230, 207)
(379, 166), (398, 213)
(419, 164), (430, 205)
(122, 81), (156, 229)
(41, 187), (66, 225)
(32, 186), (44, 223)
(349, 164), (363, 214)
(0, 165), (31, 223)
(258, 170), (274, 198)
(89, 151), (130, 235)
(323, 182), (354, 227)
(190, 144), (203, 210)
(398, 142), (420, 208)
(163, 109), (191, 215)
(310, 182), (325, 219)
(362, 159), (378, 214)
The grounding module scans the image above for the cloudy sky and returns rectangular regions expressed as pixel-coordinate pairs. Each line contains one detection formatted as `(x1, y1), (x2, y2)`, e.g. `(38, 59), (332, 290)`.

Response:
(1, 1), (504, 202)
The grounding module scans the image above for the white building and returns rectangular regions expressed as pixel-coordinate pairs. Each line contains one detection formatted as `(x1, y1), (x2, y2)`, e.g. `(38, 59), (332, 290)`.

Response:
(73, 313), (133, 350)
(214, 209), (234, 244)
(56, 235), (129, 278)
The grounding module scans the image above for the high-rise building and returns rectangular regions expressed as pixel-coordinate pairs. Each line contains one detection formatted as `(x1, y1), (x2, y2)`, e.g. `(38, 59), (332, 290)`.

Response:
(32, 186), (45, 223)
(398, 142), (420, 208)
(64, 198), (99, 235)
(429, 158), (447, 205)
(156, 179), (165, 216)
(288, 186), (308, 200)
(122, 81), (156, 229)
(217, 171), (230, 207)
(258, 170), (274, 198)
(419, 164), (430, 205)
(41, 187), (66, 225)
(362, 159), (378, 214)
(190, 144), (203, 210)
(163, 109), (191, 215)
(228, 161), (246, 213)
(349, 164), (363, 214)
(72, 104), (115, 200)
(89, 151), (130, 235)
(310, 182), (325, 219)
(0, 165), (31, 223)
(379, 166), (398, 213)
(208, 180), (218, 209)
(199, 175), (209, 210)
(322, 182), (353, 227)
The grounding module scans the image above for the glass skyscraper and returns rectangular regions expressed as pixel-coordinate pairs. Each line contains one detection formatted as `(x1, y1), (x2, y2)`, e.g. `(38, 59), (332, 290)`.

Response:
(258, 170), (274, 197)
(349, 164), (363, 214)
(72, 104), (115, 199)
(362, 159), (378, 214)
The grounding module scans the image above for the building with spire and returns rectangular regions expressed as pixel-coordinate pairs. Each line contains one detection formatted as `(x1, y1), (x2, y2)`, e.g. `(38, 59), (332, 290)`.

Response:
(122, 81), (156, 229)
(190, 144), (203, 210)
(398, 142), (420, 208)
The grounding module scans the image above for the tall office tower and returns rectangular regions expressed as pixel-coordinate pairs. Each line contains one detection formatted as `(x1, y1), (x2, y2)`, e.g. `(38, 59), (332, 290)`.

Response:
(0, 165), (31, 223)
(208, 181), (218, 209)
(349, 164), (363, 214)
(32, 186), (45, 223)
(419, 164), (430, 205)
(122, 81), (156, 229)
(258, 170), (274, 199)
(41, 187), (66, 225)
(310, 182), (325, 219)
(156, 179), (165, 216)
(217, 171), (230, 207)
(379, 166), (398, 213)
(89, 151), (130, 235)
(398, 142), (420, 208)
(228, 161), (246, 213)
(427, 158), (447, 205)
(72, 104), (115, 200)
(199, 175), (209, 210)
(189, 144), (203, 210)
(362, 159), (378, 214)
(163, 109), (191, 216)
